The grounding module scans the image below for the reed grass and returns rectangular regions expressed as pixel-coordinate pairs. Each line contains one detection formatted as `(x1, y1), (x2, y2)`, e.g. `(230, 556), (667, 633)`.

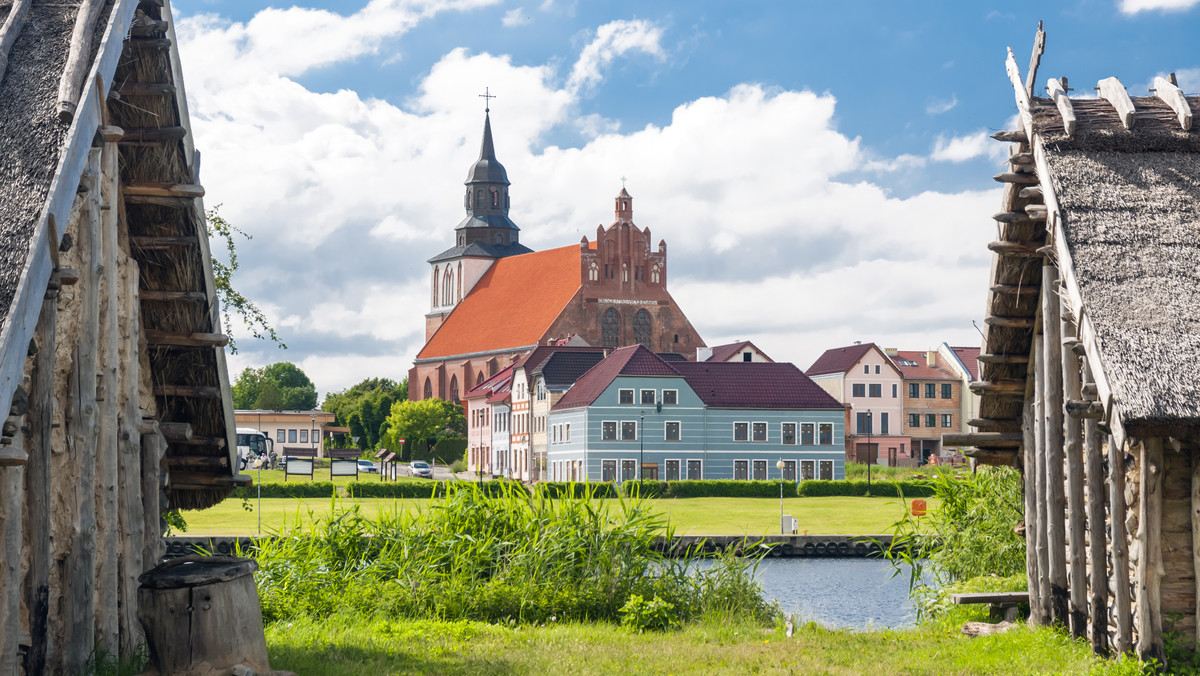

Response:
(251, 481), (774, 627)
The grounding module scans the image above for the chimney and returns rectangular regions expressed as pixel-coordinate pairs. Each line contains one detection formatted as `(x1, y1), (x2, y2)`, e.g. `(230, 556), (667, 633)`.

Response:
(697, 347), (713, 362)
(926, 351), (937, 368)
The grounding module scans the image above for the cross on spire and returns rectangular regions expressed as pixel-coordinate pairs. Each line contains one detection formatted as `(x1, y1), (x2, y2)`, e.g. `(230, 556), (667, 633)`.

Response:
(621, 175), (627, 189)
(479, 87), (497, 113)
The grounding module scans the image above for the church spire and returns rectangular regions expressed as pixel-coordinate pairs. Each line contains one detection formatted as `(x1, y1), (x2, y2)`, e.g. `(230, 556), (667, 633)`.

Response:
(466, 111), (510, 186)
(615, 185), (633, 223)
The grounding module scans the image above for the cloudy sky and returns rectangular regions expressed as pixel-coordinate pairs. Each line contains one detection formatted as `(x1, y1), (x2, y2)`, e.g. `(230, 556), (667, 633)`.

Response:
(174, 0), (1200, 400)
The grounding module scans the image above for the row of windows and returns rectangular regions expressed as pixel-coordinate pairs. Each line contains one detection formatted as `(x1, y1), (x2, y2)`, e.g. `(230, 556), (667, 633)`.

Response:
(910, 382), (954, 399)
(909, 413), (954, 428)
(275, 428), (316, 444)
(850, 383), (892, 398)
(617, 388), (679, 405)
(551, 423), (573, 444)
(855, 412), (890, 435)
(602, 308), (653, 349)
(599, 420), (835, 444)
(581, 459), (835, 482)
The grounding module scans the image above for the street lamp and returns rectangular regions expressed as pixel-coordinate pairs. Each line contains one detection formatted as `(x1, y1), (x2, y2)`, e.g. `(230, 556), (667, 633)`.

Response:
(776, 458), (786, 533)
(866, 409), (873, 497)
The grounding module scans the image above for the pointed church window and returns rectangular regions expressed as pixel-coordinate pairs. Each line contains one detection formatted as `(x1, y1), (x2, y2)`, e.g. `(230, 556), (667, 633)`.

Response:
(424, 378), (433, 399)
(450, 376), (459, 404)
(633, 309), (652, 348)
(491, 187), (499, 207)
(601, 308), (620, 348)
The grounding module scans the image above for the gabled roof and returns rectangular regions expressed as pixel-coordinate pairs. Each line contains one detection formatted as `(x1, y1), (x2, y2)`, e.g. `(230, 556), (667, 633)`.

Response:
(806, 343), (896, 377)
(417, 245), (582, 360)
(706, 340), (774, 363)
(464, 364), (514, 401)
(949, 346), (980, 381)
(673, 362), (844, 409)
(890, 351), (957, 380)
(553, 345), (680, 410)
(534, 350), (607, 389)
(518, 344), (604, 374)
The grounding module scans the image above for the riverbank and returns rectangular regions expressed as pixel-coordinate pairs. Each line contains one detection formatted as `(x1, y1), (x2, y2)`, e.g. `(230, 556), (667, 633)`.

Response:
(261, 611), (1114, 675)
(179, 495), (936, 536)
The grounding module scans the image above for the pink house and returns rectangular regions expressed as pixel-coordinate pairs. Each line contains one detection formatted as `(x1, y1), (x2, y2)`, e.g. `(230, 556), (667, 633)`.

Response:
(806, 343), (914, 466)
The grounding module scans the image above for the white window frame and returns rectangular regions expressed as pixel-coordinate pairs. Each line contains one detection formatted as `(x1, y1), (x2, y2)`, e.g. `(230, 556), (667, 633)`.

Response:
(601, 420), (618, 441)
(800, 459), (815, 481)
(664, 420), (681, 442)
(601, 459), (617, 482)
(686, 459), (703, 480)
(752, 459), (768, 481)
(818, 423), (833, 445)
(621, 420), (637, 441)
(752, 421), (768, 442)
(619, 388), (634, 404)
(640, 388), (656, 406)
(733, 459), (750, 481)
(733, 421), (749, 441)
(800, 423), (815, 445)
(782, 422), (797, 445)
(661, 389), (678, 405)
(781, 460), (797, 481)
(819, 459), (834, 480)
(665, 459), (681, 481)
(566, 423), (571, 442)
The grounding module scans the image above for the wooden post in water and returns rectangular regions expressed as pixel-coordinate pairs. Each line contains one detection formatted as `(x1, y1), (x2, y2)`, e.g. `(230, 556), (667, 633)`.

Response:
(1042, 265), (1068, 625)
(1082, 359), (1108, 654)
(1137, 438), (1164, 662)
(1061, 313), (1087, 639)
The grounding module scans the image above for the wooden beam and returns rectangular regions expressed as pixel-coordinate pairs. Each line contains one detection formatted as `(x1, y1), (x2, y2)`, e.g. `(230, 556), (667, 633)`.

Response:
(169, 471), (251, 488)
(165, 456), (229, 469)
(943, 432), (1022, 447)
(977, 353), (1030, 365)
(988, 241), (1041, 257)
(991, 129), (1028, 143)
(1019, 186), (1044, 200)
(115, 82), (176, 97)
(145, 330), (229, 348)
(124, 37), (171, 50)
(1111, 437), (1133, 653)
(1031, 335), (1052, 623)
(1043, 264), (1070, 626)
(1137, 438), (1164, 662)
(1009, 152), (1034, 165)
(129, 17), (169, 37)
(168, 436), (227, 449)
(153, 385), (222, 398)
(124, 183), (205, 199)
(1082, 360), (1108, 655)
(970, 379), (1027, 394)
(984, 316), (1036, 329)
(994, 171), (1039, 185)
(964, 448), (1018, 466)
(1152, 75), (1192, 131)
(1046, 78), (1077, 136)
(993, 211), (1034, 224)
(22, 286), (54, 676)
(1005, 46), (1036, 142)
(991, 284), (1040, 296)
(1025, 205), (1049, 221)
(56, 0), (106, 123)
(1098, 77), (1136, 130)
(158, 422), (193, 442)
(1066, 400), (1104, 419)
(968, 418), (1022, 432)
(124, 195), (199, 209)
(0, 0), (33, 90)
(117, 126), (187, 144)
(1081, 383), (1098, 398)
(1062, 323), (1087, 639)
(139, 290), (207, 303)
(130, 236), (196, 250)
(1024, 22), (1046, 100)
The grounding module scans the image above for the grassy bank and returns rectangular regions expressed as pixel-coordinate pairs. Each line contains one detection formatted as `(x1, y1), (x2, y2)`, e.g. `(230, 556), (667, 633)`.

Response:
(262, 611), (1117, 675)
(180, 495), (937, 536)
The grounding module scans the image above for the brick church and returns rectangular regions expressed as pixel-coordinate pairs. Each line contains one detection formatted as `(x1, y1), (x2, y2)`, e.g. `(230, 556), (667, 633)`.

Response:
(409, 112), (706, 402)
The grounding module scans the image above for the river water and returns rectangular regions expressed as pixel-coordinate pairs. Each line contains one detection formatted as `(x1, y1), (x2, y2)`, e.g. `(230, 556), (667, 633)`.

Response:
(753, 558), (924, 630)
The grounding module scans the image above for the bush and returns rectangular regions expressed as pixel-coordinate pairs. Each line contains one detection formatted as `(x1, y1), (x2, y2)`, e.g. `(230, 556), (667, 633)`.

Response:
(450, 459), (467, 474)
(346, 480), (446, 499)
(620, 594), (679, 633)
(231, 482), (338, 499)
(797, 480), (936, 498)
(534, 482), (618, 499)
(622, 480), (798, 499)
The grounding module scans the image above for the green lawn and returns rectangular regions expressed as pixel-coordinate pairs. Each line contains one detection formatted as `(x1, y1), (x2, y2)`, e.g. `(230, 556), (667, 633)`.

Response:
(261, 611), (1116, 675)
(180, 495), (936, 537)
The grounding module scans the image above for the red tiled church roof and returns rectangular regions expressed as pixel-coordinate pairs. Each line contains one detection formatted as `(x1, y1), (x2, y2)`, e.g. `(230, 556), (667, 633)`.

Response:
(417, 246), (582, 360)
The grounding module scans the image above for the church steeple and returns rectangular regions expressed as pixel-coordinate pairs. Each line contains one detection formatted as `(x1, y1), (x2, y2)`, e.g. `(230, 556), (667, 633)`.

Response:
(615, 186), (633, 223)
(449, 110), (524, 249)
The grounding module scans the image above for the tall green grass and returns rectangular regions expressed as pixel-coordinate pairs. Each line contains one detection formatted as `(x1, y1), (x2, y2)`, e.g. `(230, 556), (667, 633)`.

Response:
(251, 481), (774, 627)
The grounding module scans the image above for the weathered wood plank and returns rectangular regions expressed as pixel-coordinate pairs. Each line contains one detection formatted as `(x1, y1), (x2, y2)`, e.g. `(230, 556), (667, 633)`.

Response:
(153, 385), (221, 398)
(994, 172), (1039, 185)
(141, 423), (165, 574)
(144, 330), (228, 348)
(0, 0), (32, 86)
(1030, 342), (1050, 624)
(130, 235), (196, 250)
(991, 129), (1027, 143)
(1112, 437), (1133, 654)
(116, 126), (187, 143)
(1137, 438), (1164, 662)
(1098, 77), (1136, 130)
(1005, 47), (1035, 141)
(116, 258), (144, 656)
(139, 290), (207, 303)
(990, 284), (1040, 296)
(123, 183), (204, 198)
(977, 353), (1030, 365)
(57, 0), (107, 122)
(1043, 265), (1069, 626)
(1153, 75), (1192, 131)
(115, 82), (176, 97)
(943, 432), (1023, 447)
(984, 316), (1036, 329)
(1082, 359), (1108, 655)
(968, 418), (1022, 432)
(1062, 312), (1087, 639)
(22, 290), (55, 676)
(159, 422), (193, 442)
(970, 379), (1027, 394)
(1046, 78), (1077, 136)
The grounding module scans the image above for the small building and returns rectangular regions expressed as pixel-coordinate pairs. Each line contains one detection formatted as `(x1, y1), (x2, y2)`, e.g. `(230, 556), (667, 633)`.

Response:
(528, 347), (606, 480)
(698, 340), (774, 363)
(887, 349), (964, 464)
(232, 409), (335, 457)
(548, 345), (846, 481)
(806, 343), (910, 466)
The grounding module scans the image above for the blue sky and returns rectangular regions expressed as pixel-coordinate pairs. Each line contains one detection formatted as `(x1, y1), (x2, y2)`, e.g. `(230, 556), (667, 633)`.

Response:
(173, 0), (1200, 397)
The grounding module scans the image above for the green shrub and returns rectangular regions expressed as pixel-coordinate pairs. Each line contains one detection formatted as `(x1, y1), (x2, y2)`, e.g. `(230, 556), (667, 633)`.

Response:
(345, 480), (446, 499)
(620, 594), (679, 632)
(641, 480), (798, 499)
(797, 479), (936, 498)
(533, 482), (618, 499)
(231, 482), (338, 499)
(450, 459), (467, 473)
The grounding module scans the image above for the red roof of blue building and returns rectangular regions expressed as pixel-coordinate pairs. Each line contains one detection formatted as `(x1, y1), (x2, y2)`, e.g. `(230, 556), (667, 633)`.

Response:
(673, 362), (843, 409)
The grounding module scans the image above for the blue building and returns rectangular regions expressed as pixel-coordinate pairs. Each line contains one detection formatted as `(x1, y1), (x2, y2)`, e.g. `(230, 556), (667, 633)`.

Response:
(546, 345), (846, 482)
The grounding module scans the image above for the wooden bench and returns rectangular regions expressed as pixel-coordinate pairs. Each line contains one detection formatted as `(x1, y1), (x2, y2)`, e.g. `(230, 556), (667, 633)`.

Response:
(950, 591), (1029, 622)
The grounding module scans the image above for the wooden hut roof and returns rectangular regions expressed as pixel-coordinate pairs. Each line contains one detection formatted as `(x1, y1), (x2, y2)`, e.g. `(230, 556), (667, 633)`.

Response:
(0, 1), (242, 508)
(969, 34), (1200, 460)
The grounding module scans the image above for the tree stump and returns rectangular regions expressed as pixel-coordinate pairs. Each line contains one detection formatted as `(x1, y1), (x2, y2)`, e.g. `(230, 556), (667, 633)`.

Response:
(137, 555), (275, 676)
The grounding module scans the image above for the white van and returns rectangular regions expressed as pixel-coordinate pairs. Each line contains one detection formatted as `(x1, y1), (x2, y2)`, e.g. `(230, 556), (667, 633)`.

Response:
(235, 428), (273, 471)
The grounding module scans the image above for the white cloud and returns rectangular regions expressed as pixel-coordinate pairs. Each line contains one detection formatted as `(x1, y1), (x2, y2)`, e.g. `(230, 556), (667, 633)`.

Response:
(926, 95), (957, 115)
(1120, 0), (1200, 13)
(566, 19), (665, 93)
(502, 8), (529, 26)
(180, 7), (998, 397)
(929, 130), (1006, 163)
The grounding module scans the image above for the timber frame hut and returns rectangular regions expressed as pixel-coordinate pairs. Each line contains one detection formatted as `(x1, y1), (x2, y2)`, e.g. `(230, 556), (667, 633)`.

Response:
(0, 0), (245, 673)
(952, 24), (1200, 662)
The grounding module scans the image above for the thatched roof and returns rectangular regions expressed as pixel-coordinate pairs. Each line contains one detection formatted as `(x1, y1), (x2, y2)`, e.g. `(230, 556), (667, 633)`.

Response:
(1033, 95), (1200, 428)
(0, 0), (241, 508)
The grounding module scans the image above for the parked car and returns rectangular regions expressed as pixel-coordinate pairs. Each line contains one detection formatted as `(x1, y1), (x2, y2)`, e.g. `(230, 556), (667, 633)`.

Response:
(409, 460), (433, 478)
(357, 459), (380, 474)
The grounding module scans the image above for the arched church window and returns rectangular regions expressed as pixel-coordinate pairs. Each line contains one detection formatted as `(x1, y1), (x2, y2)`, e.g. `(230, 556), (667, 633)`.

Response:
(589, 262), (599, 281)
(651, 265), (661, 284)
(633, 309), (652, 348)
(601, 308), (620, 348)
(491, 187), (499, 207)
(432, 266), (440, 305)
(457, 262), (463, 302)
(622, 263), (628, 282)
(424, 378), (433, 399)
(444, 269), (455, 306)
(450, 376), (459, 404)
(477, 373), (484, 387)
(477, 189), (484, 206)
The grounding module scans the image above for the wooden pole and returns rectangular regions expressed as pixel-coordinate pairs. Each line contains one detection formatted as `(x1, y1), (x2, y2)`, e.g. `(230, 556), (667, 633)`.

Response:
(56, 0), (107, 123)
(141, 421), (165, 567)
(116, 226), (145, 655)
(1042, 265), (1069, 625)
(1033, 332), (1052, 623)
(22, 289), (56, 676)
(0, 0), (32, 86)
(0, 427), (24, 676)
(1023, 394), (1046, 624)
(1137, 438), (1164, 662)
(64, 149), (103, 673)
(1062, 313), (1087, 639)
(93, 129), (120, 655)
(1111, 437), (1133, 654)
(1082, 359), (1108, 655)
